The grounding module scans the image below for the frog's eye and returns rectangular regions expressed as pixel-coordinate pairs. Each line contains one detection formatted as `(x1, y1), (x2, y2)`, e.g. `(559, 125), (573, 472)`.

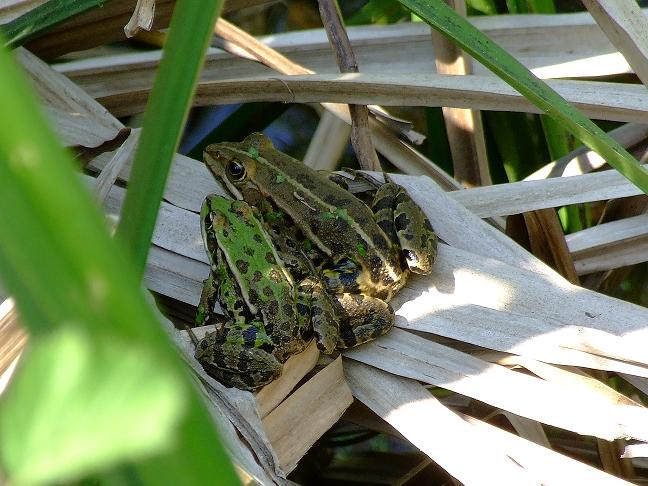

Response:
(227, 160), (246, 181)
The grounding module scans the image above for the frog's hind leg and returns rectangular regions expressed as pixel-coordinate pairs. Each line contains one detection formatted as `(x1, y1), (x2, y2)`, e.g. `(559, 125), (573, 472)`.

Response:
(195, 327), (282, 390)
(371, 180), (437, 275)
(335, 293), (394, 348)
(297, 277), (340, 354)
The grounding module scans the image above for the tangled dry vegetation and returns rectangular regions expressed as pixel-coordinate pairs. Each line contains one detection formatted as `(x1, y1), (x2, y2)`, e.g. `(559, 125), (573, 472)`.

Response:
(4, 0), (648, 484)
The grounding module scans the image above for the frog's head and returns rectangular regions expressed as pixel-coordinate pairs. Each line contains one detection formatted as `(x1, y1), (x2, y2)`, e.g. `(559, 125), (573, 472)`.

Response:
(204, 133), (275, 204)
(194, 330), (282, 391)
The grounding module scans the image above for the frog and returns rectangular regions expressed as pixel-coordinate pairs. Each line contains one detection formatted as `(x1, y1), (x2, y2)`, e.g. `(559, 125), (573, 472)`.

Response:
(203, 133), (438, 348)
(194, 194), (338, 390)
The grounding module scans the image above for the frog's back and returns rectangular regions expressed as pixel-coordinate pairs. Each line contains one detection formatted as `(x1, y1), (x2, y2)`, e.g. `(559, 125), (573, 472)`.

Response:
(255, 146), (403, 284)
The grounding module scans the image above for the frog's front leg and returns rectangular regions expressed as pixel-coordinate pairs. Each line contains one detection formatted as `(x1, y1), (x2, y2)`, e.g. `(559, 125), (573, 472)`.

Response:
(371, 180), (437, 275)
(195, 325), (283, 391)
(335, 293), (394, 348)
(296, 277), (340, 354)
(195, 272), (219, 327)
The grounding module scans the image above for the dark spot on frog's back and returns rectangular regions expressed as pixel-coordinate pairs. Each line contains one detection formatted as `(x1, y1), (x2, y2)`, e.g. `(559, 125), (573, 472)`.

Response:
(265, 251), (276, 264)
(243, 246), (255, 257)
(372, 232), (389, 251)
(253, 233), (263, 243)
(394, 213), (411, 233)
(283, 302), (293, 315)
(263, 286), (274, 297)
(267, 300), (279, 316)
(242, 326), (257, 347)
(248, 288), (259, 303)
(297, 302), (309, 316)
(295, 172), (315, 188)
(330, 239), (346, 254)
(236, 260), (249, 274)
(323, 193), (351, 207)
(373, 197), (392, 213)
(252, 270), (263, 283)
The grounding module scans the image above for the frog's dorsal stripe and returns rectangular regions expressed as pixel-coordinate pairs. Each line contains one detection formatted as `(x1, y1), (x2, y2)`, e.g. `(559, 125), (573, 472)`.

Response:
(227, 147), (402, 284)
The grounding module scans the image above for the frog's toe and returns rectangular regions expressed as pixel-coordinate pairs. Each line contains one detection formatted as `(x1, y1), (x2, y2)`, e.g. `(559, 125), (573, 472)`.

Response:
(402, 241), (437, 274)
(335, 293), (394, 348)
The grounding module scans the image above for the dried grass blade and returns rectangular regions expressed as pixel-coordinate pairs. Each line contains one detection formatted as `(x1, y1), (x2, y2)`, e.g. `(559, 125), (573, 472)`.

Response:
(16, 47), (125, 149)
(185, 74), (648, 124)
(344, 328), (648, 441)
(463, 415), (635, 485)
(263, 357), (352, 474)
(526, 123), (648, 180)
(450, 168), (644, 217)
(430, 0), (490, 187)
(345, 360), (536, 486)
(581, 0), (648, 86)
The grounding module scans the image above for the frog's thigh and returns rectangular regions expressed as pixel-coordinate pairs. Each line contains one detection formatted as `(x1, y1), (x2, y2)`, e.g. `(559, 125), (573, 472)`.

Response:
(195, 332), (283, 390)
(297, 277), (339, 354)
(335, 293), (394, 348)
(373, 183), (437, 275)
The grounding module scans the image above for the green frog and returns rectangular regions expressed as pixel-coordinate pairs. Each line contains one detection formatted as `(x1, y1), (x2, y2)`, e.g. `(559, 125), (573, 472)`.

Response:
(203, 133), (437, 348)
(194, 194), (338, 390)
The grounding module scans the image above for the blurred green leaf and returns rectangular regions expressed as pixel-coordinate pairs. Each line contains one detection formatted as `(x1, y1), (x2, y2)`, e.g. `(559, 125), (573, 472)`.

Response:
(528, 0), (556, 13)
(0, 327), (184, 485)
(2, 0), (107, 48)
(396, 0), (648, 195)
(348, 0), (411, 24)
(0, 23), (238, 486)
(115, 0), (225, 277)
(466, 0), (497, 15)
(485, 112), (548, 182)
(506, 0), (526, 13)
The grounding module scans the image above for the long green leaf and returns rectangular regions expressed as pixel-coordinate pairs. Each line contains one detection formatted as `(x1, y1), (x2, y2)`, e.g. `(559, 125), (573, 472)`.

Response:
(2, 0), (108, 48)
(115, 0), (224, 277)
(396, 0), (648, 194)
(0, 39), (238, 485)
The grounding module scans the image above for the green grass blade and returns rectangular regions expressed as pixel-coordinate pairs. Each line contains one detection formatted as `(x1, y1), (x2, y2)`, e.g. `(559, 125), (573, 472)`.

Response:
(396, 0), (648, 194)
(2, 0), (107, 48)
(115, 0), (224, 277)
(0, 39), (238, 485)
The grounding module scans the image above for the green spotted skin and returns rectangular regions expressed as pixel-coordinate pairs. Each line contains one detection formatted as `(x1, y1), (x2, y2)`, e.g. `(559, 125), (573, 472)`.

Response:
(194, 195), (339, 390)
(195, 196), (307, 390)
(203, 133), (437, 349)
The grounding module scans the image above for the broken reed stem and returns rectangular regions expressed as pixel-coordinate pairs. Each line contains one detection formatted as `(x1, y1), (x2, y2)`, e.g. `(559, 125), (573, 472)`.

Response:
(317, 0), (380, 171)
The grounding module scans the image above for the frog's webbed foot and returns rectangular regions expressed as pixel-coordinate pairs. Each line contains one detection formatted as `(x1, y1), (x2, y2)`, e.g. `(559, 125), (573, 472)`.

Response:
(372, 182), (437, 275)
(297, 277), (340, 354)
(195, 329), (282, 391)
(334, 293), (394, 348)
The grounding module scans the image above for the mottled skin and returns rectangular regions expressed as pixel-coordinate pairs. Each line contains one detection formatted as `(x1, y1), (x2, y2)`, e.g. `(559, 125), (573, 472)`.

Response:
(203, 133), (438, 348)
(195, 195), (337, 390)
